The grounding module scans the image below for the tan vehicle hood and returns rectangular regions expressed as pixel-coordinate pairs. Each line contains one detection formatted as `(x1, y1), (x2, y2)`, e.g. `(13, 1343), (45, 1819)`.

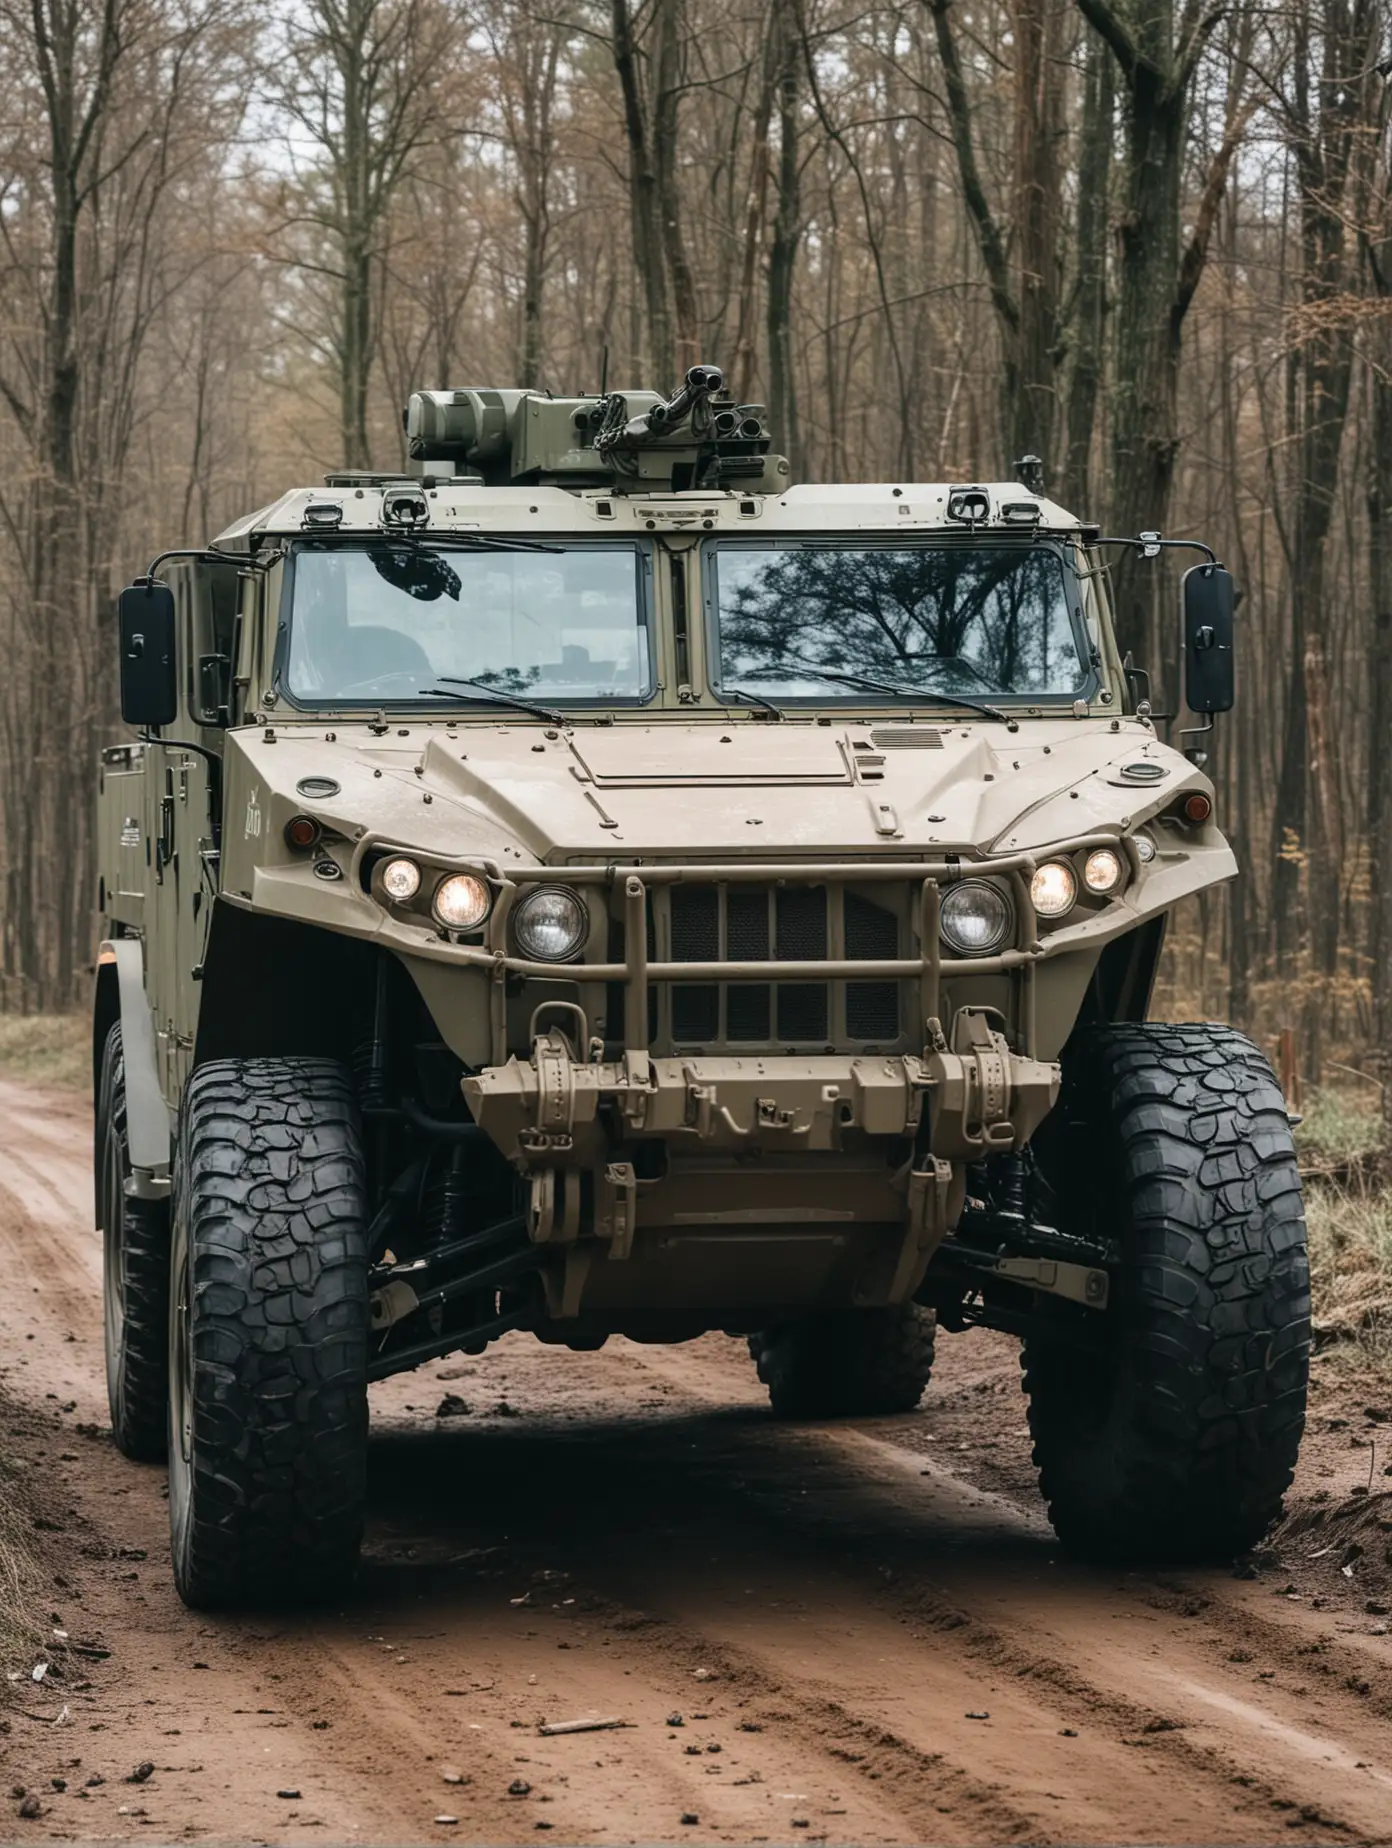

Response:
(226, 715), (1204, 872)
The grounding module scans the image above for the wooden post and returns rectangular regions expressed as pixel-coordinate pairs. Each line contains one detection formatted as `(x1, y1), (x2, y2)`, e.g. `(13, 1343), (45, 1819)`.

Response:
(1278, 1027), (1302, 1113)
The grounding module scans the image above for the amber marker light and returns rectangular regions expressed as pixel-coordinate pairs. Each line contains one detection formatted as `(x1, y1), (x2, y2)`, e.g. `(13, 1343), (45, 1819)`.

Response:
(1182, 792), (1213, 824)
(284, 814), (321, 850)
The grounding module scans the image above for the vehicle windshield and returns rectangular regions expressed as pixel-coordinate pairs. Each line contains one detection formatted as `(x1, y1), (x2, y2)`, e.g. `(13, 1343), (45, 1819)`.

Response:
(707, 541), (1088, 701)
(283, 542), (652, 705)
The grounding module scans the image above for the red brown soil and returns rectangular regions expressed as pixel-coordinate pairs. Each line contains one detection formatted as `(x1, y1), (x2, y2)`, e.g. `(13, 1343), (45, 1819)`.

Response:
(3, 1074), (1392, 1845)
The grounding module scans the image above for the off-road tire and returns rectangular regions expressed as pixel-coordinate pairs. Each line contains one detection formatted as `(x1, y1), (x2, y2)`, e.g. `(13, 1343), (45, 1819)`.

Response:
(98, 1022), (169, 1461)
(750, 1303), (936, 1417)
(168, 1058), (369, 1609)
(1023, 1023), (1309, 1562)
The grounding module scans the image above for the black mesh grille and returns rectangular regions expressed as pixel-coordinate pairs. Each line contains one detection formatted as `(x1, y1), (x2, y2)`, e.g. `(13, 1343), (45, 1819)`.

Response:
(726, 887), (771, 1040)
(844, 892), (897, 959)
(776, 887), (828, 959)
(621, 881), (903, 1051)
(727, 888), (770, 960)
(777, 983), (828, 1040)
(845, 892), (899, 1041)
(673, 985), (719, 1041)
(669, 887), (719, 1043)
(847, 983), (899, 1039)
(773, 889), (828, 1042)
(671, 886), (718, 960)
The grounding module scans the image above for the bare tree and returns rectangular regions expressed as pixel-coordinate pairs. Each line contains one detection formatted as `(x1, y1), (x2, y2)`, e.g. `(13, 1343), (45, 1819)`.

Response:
(0, 0), (249, 1008)
(270, 0), (449, 469)
(1074, 0), (1256, 660)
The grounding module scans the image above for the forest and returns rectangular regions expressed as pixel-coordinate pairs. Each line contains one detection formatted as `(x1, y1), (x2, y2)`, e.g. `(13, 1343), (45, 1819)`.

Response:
(0, 0), (1387, 1094)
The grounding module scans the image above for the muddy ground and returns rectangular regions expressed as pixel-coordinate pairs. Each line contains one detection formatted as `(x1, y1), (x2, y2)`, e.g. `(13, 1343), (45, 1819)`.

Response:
(2, 1074), (1392, 1846)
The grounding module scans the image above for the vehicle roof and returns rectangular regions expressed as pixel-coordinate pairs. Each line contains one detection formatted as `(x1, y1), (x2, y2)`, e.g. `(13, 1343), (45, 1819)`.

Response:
(211, 481), (1089, 550)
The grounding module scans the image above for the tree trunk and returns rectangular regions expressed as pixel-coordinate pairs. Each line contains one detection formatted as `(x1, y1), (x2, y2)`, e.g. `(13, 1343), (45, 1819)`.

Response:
(1063, 25), (1112, 510)
(1106, 64), (1184, 665)
(1369, 352), (1392, 1119)
(766, 0), (801, 473)
(612, 0), (672, 379)
(1008, 0), (1062, 470)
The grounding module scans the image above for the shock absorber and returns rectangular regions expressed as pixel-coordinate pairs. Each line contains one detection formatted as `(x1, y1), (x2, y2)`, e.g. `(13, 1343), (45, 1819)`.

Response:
(442, 1143), (471, 1243)
(993, 1151), (1028, 1234)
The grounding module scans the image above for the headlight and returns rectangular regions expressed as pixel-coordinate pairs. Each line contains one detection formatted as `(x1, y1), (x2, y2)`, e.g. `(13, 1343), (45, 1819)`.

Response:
(433, 872), (491, 930)
(513, 886), (588, 961)
(1083, 847), (1124, 895)
(380, 856), (422, 902)
(1030, 860), (1077, 918)
(1134, 835), (1156, 864)
(940, 880), (1013, 956)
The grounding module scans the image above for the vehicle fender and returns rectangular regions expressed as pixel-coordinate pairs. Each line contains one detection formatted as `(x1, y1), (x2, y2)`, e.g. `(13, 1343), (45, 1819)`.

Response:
(97, 938), (171, 1196)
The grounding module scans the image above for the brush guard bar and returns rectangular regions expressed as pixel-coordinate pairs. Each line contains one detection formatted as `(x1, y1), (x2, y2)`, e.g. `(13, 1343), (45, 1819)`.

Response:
(399, 832), (1132, 1065)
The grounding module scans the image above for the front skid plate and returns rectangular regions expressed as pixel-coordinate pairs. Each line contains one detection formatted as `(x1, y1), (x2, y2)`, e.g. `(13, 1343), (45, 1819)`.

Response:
(463, 1014), (1059, 1168)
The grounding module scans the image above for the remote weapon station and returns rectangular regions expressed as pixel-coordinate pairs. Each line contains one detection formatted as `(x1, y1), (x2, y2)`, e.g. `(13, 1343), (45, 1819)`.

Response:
(95, 365), (1307, 1607)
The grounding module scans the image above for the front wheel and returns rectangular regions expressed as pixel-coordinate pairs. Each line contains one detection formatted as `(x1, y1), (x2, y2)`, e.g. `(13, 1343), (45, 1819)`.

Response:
(1024, 1023), (1309, 1562)
(169, 1057), (369, 1609)
(750, 1303), (936, 1417)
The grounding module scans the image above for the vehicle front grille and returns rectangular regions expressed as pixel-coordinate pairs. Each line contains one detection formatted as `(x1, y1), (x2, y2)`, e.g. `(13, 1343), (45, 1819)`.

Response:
(658, 882), (902, 1051)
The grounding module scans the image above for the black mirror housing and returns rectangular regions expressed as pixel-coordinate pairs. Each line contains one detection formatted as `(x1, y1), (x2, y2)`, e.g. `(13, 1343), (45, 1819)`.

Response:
(1182, 563), (1234, 714)
(119, 580), (178, 727)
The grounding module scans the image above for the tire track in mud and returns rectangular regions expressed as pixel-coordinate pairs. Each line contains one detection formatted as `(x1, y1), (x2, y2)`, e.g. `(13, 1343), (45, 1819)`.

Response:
(3, 1078), (1392, 1844)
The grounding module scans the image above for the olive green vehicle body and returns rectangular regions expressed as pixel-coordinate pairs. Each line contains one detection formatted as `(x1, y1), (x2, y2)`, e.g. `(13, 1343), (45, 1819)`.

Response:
(93, 433), (1233, 1350)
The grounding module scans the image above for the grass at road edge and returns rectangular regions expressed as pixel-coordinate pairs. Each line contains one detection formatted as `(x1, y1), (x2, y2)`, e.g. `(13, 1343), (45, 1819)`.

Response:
(0, 1431), (46, 1690)
(1296, 1086), (1392, 1364)
(0, 1012), (87, 1091)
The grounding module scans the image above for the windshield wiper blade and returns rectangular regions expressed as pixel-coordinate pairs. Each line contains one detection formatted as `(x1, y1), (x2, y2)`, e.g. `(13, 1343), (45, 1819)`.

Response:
(388, 532), (562, 555)
(419, 679), (566, 725)
(758, 664), (1018, 731)
(724, 687), (785, 720)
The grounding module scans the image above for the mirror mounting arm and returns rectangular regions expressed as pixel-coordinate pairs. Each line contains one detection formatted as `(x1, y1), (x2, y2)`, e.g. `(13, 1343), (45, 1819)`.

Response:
(1091, 534), (1219, 565)
(142, 545), (247, 581)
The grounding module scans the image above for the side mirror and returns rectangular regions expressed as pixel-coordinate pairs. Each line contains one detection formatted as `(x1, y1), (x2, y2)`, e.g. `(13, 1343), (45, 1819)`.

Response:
(1182, 563), (1234, 714)
(119, 580), (177, 727)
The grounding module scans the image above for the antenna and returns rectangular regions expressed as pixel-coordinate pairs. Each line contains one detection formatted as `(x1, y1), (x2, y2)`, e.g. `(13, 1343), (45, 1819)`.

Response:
(599, 344), (609, 397)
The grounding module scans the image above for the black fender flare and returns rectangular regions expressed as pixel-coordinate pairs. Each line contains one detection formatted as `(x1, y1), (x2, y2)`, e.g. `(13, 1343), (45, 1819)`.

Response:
(94, 939), (171, 1205)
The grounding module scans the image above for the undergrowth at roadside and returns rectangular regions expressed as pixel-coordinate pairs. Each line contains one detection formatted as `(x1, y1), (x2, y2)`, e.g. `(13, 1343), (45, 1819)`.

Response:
(1296, 1087), (1392, 1364)
(1297, 1084), (1387, 1171)
(0, 1012), (87, 1090)
(0, 1440), (45, 1684)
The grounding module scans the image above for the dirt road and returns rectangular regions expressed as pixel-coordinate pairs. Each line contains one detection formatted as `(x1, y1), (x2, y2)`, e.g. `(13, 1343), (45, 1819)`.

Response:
(3, 1076), (1392, 1845)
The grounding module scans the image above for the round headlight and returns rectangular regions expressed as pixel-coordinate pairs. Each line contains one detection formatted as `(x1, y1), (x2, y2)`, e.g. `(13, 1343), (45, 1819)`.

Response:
(1030, 860), (1077, 918)
(1083, 847), (1124, 895)
(513, 886), (588, 962)
(381, 856), (421, 902)
(433, 872), (491, 930)
(940, 880), (1013, 956)
(1134, 834), (1156, 864)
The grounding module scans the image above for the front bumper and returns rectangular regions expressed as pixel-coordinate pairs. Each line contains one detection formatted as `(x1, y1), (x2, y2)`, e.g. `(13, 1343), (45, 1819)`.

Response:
(464, 1004), (1058, 1288)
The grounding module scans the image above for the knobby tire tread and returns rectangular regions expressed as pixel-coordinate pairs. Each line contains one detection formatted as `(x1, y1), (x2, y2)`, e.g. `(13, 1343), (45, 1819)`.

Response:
(1023, 1022), (1309, 1562)
(172, 1057), (368, 1609)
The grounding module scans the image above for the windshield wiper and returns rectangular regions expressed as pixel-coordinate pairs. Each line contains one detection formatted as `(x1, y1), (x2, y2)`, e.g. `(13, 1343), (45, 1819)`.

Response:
(752, 664), (1018, 731)
(418, 678), (566, 725)
(724, 687), (785, 720)
(389, 532), (562, 555)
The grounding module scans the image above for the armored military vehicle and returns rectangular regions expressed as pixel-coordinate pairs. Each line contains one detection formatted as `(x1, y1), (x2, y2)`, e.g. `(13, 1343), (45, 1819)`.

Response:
(94, 364), (1308, 1609)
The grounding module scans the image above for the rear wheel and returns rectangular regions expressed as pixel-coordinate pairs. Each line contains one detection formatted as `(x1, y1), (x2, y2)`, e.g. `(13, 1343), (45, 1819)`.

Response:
(98, 1023), (169, 1461)
(750, 1303), (936, 1417)
(169, 1057), (369, 1609)
(1023, 1023), (1309, 1561)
